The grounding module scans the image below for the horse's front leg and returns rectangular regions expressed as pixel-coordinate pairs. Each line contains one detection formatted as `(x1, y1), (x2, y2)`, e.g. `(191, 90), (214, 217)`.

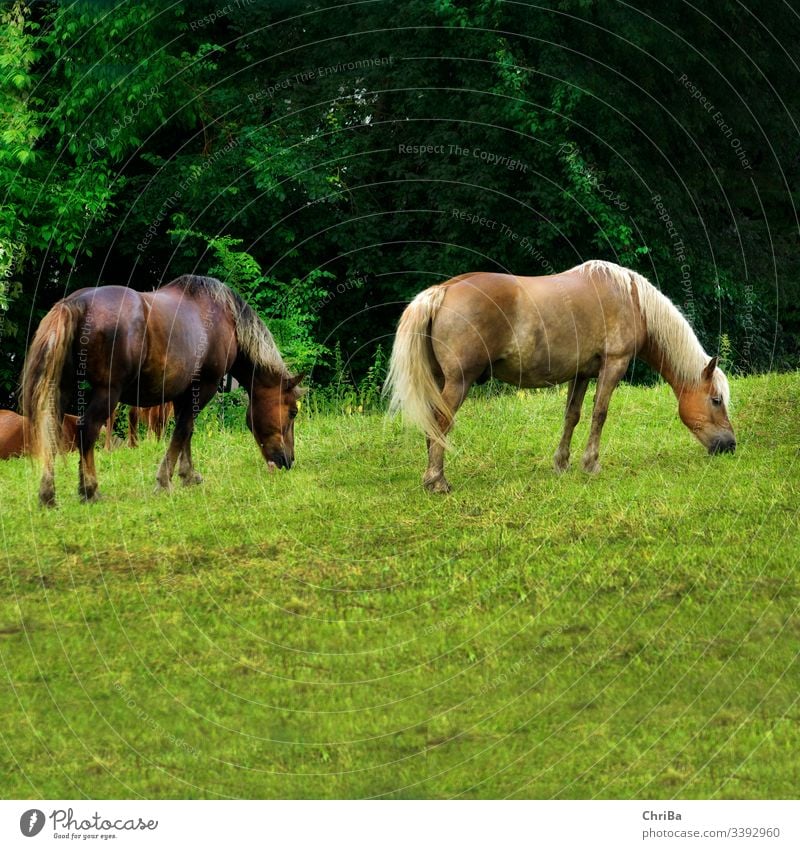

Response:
(178, 438), (203, 486)
(155, 407), (191, 492)
(157, 385), (213, 491)
(581, 356), (630, 474)
(423, 378), (470, 493)
(554, 374), (590, 472)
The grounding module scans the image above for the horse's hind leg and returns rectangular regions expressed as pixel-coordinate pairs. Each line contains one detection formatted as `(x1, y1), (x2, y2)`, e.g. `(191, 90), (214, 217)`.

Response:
(424, 378), (471, 493)
(581, 356), (629, 474)
(103, 412), (114, 451)
(79, 391), (118, 501)
(554, 375), (590, 472)
(152, 404), (167, 440)
(128, 407), (139, 447)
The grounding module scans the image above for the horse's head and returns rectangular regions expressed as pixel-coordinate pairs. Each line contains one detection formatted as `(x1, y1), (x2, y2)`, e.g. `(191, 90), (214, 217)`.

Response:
(678, 356), (736, 455)
(247, 373), (305, 469)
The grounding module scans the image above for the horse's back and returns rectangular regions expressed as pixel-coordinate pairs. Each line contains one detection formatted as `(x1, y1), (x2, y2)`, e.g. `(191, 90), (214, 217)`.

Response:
(60, 281), (234, 405)
(141, 283), (237, 389)
(438, 268), (631, 318)
(432, 268), (640, 385)
(433, 269), (586, 348)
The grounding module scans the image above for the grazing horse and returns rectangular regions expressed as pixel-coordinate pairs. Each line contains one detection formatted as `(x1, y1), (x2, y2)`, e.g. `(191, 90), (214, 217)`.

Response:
(386, 260), (735, 492)
(22, 275), (302, 506)
(0, 410), (79, 460)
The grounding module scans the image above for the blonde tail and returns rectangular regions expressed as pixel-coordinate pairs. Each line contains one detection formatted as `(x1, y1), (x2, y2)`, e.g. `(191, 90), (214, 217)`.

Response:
(21, 300), (81, 469)
(385, 286), (450, 445)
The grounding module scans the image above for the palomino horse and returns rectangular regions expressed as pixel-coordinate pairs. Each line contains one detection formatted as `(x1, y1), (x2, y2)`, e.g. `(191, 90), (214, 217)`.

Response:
(386, 260), (735, 492)
(0, 410), (79, 460)
(22, 275), (302, 506)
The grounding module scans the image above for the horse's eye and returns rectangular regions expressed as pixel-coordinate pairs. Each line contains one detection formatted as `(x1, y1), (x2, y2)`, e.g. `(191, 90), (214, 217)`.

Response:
(289, 408), (298, 419)
(711, 396), (722, 407)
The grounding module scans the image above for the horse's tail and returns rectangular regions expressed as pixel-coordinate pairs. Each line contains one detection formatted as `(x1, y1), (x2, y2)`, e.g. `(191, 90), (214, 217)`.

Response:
(21, 299), (82, 465)
(385, 285), (451, 446)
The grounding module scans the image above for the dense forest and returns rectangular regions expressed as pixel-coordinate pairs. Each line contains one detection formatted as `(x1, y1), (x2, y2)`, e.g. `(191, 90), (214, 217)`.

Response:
(1, 0), (798, 403)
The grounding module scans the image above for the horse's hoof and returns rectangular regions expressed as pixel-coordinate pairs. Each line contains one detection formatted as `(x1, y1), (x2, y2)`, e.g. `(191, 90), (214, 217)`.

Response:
(181, 472), (203, 487)
(582, 460), (601, 475)
(39, 494), (56, 509)
(554, 456), (570, 473)
(154, 481), (173, 494)
(424, 477), (452, 494)
(80, 491), (101, 503)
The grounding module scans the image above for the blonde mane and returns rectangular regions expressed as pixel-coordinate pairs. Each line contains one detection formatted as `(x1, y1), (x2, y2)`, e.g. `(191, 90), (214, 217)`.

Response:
(572, 260), (729, 404)
(165, 275), (288, 376)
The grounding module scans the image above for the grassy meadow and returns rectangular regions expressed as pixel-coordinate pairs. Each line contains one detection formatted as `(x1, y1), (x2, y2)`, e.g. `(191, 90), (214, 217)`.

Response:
(0, 373), (798, 799)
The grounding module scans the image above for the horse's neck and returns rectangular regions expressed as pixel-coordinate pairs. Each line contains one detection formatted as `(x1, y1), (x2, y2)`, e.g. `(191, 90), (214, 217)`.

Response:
(230, 355), (283, 390)
(639, 337), (689, 399)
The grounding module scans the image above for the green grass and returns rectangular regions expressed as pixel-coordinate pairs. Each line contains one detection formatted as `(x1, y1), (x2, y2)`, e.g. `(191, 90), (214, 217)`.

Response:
(0, 373), (798, 799)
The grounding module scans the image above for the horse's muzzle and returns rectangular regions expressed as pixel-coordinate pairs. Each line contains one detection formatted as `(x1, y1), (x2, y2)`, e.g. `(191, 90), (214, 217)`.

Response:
(269, 454), (293, 470)
(709, 437), (736, 455)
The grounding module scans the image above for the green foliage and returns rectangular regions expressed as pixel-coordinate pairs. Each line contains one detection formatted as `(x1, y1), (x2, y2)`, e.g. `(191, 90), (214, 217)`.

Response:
(0, 0), (797, 400)
(170, 228), (331, 374)
(719, 332), (733, 374)
(0, 1), (39, 325)
(305, 342), (388, 415)
(198, 386), (249, 434)
(0, 374), (797, 797)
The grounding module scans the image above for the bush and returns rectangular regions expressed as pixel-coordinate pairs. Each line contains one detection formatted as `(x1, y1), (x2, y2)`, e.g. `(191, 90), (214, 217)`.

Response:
(169, 229), (331, 375)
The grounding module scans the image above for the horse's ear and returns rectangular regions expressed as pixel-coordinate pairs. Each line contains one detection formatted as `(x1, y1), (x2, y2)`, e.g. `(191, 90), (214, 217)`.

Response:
(284, 372), (306, 391)
(703, 356), (718, 381)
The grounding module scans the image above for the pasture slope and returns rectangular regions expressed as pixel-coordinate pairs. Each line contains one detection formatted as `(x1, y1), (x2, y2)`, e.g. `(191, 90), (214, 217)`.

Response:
(0, 373), (797, 799)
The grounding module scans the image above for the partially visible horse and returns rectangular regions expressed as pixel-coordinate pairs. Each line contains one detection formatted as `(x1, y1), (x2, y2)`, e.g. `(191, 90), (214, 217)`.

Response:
(22, 275), (302, 506)
(130, 402), (173, 444)
(386, 260), (735, 492)
(104, 402), (173, 449)
(0, 410), (79, 460)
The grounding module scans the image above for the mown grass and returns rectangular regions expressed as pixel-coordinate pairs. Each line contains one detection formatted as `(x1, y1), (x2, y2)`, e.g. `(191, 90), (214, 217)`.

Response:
(0, 373), (798, 799)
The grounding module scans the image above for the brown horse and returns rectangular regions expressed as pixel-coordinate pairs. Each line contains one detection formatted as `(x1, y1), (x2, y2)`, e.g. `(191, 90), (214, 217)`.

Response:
(104, 402), (173, 449)
(0, 410), (80, 460)
(130, 402), (173, 444)
(22, 275), (302, 506)
(386, 260), (735, 492)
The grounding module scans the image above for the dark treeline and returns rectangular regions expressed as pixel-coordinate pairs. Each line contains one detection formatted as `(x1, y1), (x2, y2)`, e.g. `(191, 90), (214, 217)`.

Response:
(1, 0), (798, 402)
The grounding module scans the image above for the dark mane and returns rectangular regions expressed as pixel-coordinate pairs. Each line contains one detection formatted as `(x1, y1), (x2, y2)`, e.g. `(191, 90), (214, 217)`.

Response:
(161, 275), (287, 375)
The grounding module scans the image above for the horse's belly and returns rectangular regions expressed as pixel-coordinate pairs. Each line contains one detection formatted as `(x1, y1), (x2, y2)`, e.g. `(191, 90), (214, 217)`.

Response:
(493, 358), (599, 388)
(493, 339), (602, 387)
(120, 359), (199, 406)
